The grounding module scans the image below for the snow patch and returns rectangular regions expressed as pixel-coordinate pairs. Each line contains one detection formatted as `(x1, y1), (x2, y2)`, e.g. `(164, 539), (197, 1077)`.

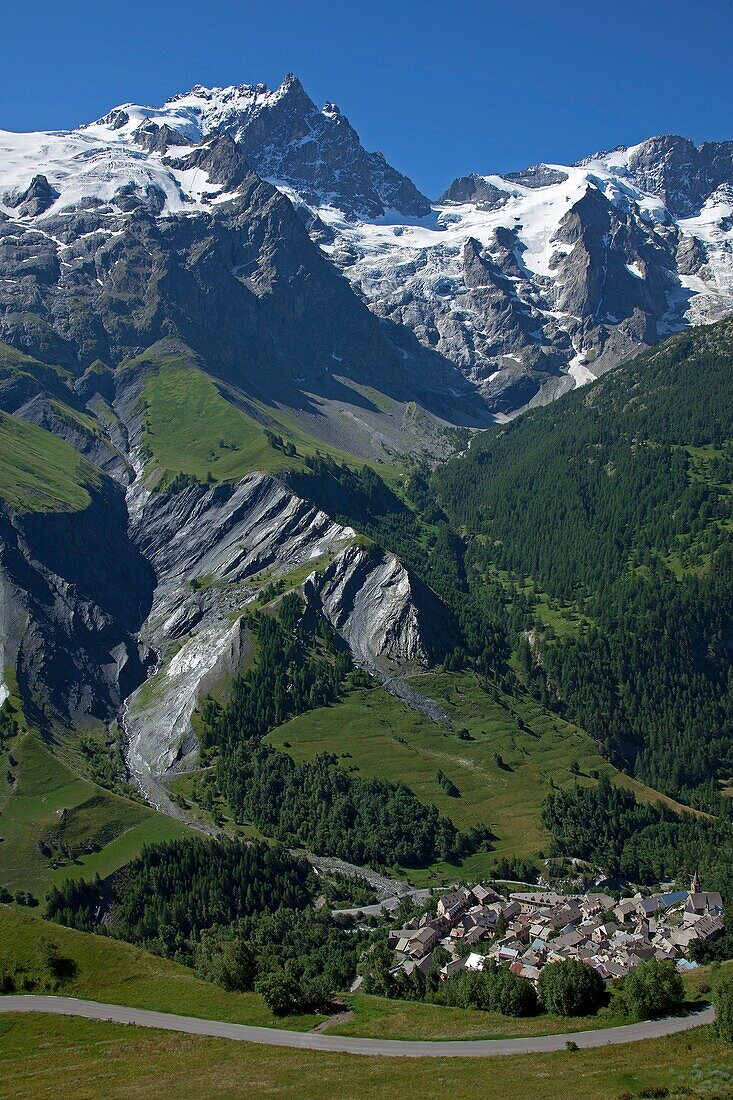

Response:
(567, 354), (596, 388)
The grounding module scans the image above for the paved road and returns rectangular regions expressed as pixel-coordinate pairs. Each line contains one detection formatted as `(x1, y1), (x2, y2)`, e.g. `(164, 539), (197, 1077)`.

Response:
(308, 853), (424, 902)
(0, 996), (715, 1058)
(332, 889), (432, 918)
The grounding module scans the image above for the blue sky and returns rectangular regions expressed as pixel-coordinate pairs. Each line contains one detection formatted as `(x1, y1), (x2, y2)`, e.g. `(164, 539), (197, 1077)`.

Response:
(3, 0), (732, 197)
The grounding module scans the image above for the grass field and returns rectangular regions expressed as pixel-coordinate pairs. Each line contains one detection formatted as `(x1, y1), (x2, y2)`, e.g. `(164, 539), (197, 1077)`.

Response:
(141, 360), (394, 488)
(142, 362), (304, 484)
(0, 906), (321, 1032)
(0, 906), (723, 1057)
(338, 994), (631, 1041)
(0, 733), (185, 897)
(1, 1013), (731, 1100)
(265, 671), (679, 884)
(0, 410), (102, 513)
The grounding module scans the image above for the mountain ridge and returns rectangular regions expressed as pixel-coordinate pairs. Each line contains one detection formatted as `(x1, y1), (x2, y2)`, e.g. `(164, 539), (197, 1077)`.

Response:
(0, 74), (732, 914)
(2, 76), (731, 423)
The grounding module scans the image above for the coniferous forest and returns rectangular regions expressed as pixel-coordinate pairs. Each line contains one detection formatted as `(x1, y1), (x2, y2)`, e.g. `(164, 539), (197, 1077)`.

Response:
(199, 596), (478, 867)
(279, 324), (733, 886)
(432, 324), (733, 812)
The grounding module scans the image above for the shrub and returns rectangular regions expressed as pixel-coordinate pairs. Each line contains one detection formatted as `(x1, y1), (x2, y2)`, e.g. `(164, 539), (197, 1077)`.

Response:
(623, 959), (684, 1021)
(255, 968), (303, 1016)
(714, 971), (733, 1042)
(196, 931), (258, 992)
(0, 965), (14, 994)
(436, 769), (460, 798)
(441, 963), (538, 1016)
(538, 960), (605, 1016)
(13, 891), (38, 907)
(490, 965), (538, 1017)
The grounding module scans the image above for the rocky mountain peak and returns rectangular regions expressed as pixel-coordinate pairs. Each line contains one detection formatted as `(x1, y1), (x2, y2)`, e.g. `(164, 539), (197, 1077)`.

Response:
(440, 173), (512, 210)
(204, 74), (431, 218)
(576, 134), (733, 218)
(83, 74), (431, 220)
(4, 173), (58, 217)
(626, 134), (733, 216)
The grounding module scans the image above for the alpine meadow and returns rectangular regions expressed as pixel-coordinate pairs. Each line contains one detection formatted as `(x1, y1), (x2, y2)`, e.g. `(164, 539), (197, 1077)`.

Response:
(1, 8), (733, 1097)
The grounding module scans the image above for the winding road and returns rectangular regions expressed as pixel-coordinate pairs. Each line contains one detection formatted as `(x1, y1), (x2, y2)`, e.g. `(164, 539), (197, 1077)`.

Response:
(0, 996), (715, 1058)
(331, 888), (432, 918)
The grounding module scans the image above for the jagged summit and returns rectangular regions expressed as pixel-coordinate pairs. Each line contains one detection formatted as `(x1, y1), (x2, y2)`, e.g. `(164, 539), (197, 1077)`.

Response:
(317, 133), (733, 413)
(574, 134), (733, 216)
(442, 135), (733, 215)
(82, 74), (431, 218)
(0, 76), (732, 417)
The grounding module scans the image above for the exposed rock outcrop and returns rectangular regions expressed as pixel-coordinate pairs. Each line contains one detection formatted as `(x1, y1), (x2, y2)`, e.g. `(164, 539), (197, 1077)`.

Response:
(4, 174), (58, 217)
(121, 471), (455, 793)
(0, 483), (153, 725)
(165, 74), (432, 218)
(306, 543), (454, 722)
(123, 472), (355, 780)
(622, 135), (733, 217)
(308, 542), (453, 671)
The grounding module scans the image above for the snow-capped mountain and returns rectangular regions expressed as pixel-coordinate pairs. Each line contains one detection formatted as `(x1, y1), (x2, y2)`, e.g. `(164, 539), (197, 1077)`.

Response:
(0, 75), (732, 417)
(0, 73), (429, 221)
(83, 72), (430, 220)
(0, 78), (483, 465)
(311, 136), (733, 411)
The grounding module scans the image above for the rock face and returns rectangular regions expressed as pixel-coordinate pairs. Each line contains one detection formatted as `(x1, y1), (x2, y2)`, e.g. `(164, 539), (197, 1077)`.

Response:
(0, 120), (484, 451)
(309, 543), (453, 672)
(0, 426), (456, 803)
(0, 483), (153, 723)
(3, 75), (731, 419)
(619, 135), (733, 217)
(118, 471), (451, 795)
(318, 139), (733, 412)
(440, 174), (511, 210)
(90, 73), (431, 218)
(4, 174), (59, 217)
(123, 471), (352, 781)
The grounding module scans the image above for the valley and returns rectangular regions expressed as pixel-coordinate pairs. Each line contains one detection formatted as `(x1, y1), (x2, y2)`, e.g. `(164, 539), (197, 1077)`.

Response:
(0, 58), (731, 1095)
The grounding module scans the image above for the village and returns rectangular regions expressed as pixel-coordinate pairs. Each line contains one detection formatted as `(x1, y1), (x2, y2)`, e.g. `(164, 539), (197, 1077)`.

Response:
(388, 879), (725, 987)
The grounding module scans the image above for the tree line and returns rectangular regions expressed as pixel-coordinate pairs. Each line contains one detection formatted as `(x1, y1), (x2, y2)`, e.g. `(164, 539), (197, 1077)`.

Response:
(542, 774), (733, 894)
(200, 597), (480, 868)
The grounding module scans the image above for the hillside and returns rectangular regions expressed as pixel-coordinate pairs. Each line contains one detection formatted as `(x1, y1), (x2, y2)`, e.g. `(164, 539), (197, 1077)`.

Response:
(433, 320), (733, 810)
(0, 70), (730, 1031)
(0, 408), (103, 513)
(263, 673), (690, 884)
(0, 732), (185, 899)
(0, 904), (319, 1030)
(2, 322), (730, 901)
